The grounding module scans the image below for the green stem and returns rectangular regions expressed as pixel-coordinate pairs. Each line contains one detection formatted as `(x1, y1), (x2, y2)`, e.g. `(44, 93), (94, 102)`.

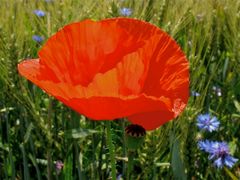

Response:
(91, 121), (96, 179)
(98, 131), (105, 179)
(106, 121), (117, 180)
(74, 142), (82, 179)
(47, 98), (53, 180)
(127, 151), (134, 180)
(122, 120), (127, 177)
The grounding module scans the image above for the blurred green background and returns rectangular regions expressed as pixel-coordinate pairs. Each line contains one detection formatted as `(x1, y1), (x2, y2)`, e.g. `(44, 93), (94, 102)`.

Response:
(0, 0), (239, 179)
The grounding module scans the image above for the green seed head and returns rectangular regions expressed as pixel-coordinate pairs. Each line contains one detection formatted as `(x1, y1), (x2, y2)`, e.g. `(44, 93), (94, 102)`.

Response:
(125, 124), (146, 151)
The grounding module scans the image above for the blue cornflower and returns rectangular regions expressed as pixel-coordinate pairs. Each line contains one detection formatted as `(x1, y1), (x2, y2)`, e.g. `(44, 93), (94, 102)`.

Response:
(191, 91), (200, 97)
(208, 141), (229, 156)
(198, 140), (213, 152)
(33, 10), (45, 17)
(120, 8), (132, 16)
(198, 140), (238, 168)
(196, 114), (220, 132)
(213, 155), (238, 168)
(32, 35), (44, 43)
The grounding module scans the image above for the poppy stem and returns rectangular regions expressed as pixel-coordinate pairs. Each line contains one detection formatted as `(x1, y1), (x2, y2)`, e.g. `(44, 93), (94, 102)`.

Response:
(122, 120), (127, 176)
(127, 151), (135, 180)
(106, 121), (117, 180)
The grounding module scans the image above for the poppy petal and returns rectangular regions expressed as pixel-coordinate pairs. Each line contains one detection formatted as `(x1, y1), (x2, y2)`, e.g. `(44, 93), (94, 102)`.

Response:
(18, 59), (75, 100)
(38, 19), (157, 86)
(127, 111), (173, 130)
(60, 95), (172, 122)
(108, 18), (189, 106)
(18, 60), (173, 127)
(141, 29), (189, 105)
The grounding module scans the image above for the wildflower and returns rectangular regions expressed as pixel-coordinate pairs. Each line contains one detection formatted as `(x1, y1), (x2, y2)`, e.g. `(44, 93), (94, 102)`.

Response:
(196, 114), (219, 132)
(125, 124), (146, 150)
(191, 91), (200, 97)
(33, 10), (45, 17)
(55, 160), (64, 174)
(220, 155), (238, 168)
(18, 18), (189, 130)
(120, 8), (132, 16)
(32, 35), (44, 43)
(198, 140), (213, 152)
(212, 86), (222, 96)
(198, 140), (238, 168)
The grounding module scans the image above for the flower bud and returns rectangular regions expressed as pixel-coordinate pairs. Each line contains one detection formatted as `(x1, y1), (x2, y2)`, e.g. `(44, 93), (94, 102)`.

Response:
(125, 124), (146, 151)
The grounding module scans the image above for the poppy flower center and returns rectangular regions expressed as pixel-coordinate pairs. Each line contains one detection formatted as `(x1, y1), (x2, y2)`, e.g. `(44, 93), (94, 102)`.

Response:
(125, 124), (146, 137)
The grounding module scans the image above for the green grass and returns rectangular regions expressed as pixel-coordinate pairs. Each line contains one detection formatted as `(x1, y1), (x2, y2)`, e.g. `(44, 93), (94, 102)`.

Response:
(0, 0), (240, 179)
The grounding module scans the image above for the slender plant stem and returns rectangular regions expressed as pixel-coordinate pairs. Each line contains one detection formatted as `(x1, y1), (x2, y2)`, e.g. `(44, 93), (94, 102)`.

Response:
(47, 151), (52, 180)
(98, 130), (105, 179)
(127, 151), (134, 180)
(47, 98), (53, 180)
(121, 119), (127, 177)
(74, 142), (82, 180)
(20, 144), (30, 180)
(91, 121), (96, 179)
(106, 121), (116, 180)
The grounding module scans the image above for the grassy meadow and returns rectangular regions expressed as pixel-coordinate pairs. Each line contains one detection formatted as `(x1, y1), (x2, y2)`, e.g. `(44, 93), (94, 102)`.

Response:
(0, 0), (240, 179)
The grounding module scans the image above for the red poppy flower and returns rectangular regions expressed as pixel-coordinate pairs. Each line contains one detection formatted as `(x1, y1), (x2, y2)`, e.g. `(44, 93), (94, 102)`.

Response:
(18, 18), (189, 130)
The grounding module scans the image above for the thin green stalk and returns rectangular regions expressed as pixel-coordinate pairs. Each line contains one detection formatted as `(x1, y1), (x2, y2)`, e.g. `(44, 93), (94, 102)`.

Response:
(20, 144), (30, 180)
(25, 117), (41, 180)
(121, 120), (127, 177)
(47, 98), (53, 180)
(152, 132), (157, 180)
(9, 149), (15, 180)
(74, 142), (82, 180)
(47, 151), (52, 180)
(127, 151), (134, 180)
(5, 113), (16, 179)
(91, 121), (96, 179)
(3, 156), (8, 179)
(98, 130), (105, 179)
(224, 167), (238, 180)
(106, 121), (116, 180)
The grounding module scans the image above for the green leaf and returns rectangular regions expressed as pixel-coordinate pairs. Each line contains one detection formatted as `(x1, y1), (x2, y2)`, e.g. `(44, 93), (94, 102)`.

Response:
(65, 128), (98, 139)
(63, 153), (73, 180)
(28, 154), (41, 180)
(20, 144), (30, 180)
(233, 100), (240, 112)
(229, 140), (237, 155)
(0, 141), (9, 152)
(224, 167), (238, 180)
(223, 57), (229, 79)
(23, 123), (34, 144)
(109, 1), (119, 17)
(171, 136), (187, 180)
(155, 162), (170, 167)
